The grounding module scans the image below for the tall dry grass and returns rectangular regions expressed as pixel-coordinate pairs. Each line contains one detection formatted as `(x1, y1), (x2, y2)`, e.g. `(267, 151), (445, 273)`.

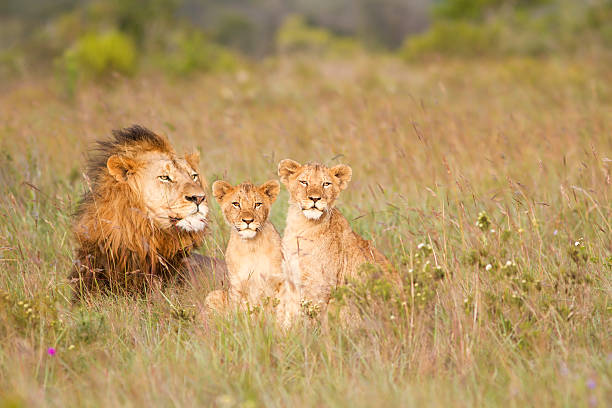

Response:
(0, 55), (610, 407)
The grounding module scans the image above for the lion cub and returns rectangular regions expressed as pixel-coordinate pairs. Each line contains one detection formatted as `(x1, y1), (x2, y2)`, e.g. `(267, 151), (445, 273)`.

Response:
(205, 180), (289, 313)
(278, 159), (397, 313)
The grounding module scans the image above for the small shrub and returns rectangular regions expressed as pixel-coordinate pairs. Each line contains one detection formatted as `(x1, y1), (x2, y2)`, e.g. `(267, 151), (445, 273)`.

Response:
(434, 0), (551, 21)
(61, 30), (137, 78)
(404, 1), (612, 60)
(276, 15), (361, 55)
(161, 31), (239, 76)
(400, 20), (501, 60)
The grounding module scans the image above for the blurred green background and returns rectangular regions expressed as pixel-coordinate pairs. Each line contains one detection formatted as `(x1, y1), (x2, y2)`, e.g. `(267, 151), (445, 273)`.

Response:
(1, 0), (611, 85)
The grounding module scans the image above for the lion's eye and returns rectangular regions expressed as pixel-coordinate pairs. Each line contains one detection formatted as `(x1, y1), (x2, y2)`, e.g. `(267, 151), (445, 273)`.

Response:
(323, 182), (332, 188)
(192, 173), (199, 181)
(232, 202), (240, 208)
(254, 202), (262, 208)
(159, 175), (172, 182)
(299, 180), (308, 187)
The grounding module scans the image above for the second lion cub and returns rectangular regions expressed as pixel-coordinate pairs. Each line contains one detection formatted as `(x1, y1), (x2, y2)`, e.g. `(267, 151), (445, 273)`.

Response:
(205, 180), (289, 313)
(278, 159), (398, 315)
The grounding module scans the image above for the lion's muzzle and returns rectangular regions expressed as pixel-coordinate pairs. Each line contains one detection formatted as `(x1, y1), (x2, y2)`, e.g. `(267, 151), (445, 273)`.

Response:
(301, 198), (327, 220)
(235, 218), (260, 239)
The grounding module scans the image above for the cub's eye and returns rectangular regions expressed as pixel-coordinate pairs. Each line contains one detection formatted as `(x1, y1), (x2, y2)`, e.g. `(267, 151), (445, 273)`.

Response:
(159, 175), (172, 182)
(191, 173), (199, 181)
(323, 182), (332, 188)
(254, 202), (262, 208)
(232, 202), (240, 208)
(299, 180), (308, 187)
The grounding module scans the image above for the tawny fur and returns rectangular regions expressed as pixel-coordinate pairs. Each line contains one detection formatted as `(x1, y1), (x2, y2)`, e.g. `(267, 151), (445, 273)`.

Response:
(278, 159), (397, 313)
(205, 181), (297, 322)
(70, 125), (209, 295)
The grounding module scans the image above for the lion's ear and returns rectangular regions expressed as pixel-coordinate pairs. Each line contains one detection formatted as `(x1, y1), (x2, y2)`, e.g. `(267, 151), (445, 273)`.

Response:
(278, 159), (302, 184)
(184, 150), (200, 170)
(260, 180), (280, 203)
(330, 164), (352, 190)
(107, 155), (137, 182)
(212, 180), (233, 203)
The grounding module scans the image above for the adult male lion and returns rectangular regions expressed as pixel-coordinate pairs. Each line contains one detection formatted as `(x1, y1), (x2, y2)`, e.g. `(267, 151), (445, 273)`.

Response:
(70, 125), (218, 295)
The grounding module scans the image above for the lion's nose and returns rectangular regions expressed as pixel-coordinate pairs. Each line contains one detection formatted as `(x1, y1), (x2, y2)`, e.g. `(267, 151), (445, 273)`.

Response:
(242, 217), (254, 225)
(309, 196), (321, 203)
(185, 195), (205, 205)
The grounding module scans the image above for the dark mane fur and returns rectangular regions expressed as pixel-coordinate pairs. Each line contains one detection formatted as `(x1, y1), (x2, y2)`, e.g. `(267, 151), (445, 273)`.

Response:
(86, 125), (173, 183)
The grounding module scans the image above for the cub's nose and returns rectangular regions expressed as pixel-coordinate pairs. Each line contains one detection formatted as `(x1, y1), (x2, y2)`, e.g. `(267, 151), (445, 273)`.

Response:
(242, 217), (254, 225)
(309, 196), (321, 203)
(185, 195), (205, 205)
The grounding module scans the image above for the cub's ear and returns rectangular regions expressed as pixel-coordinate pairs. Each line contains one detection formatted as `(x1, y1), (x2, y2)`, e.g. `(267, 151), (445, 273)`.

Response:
(330, 164), (352, 190)
(107, 155), (137, 182)
(212, 180), (233, 203)
(259, 180), (280, 203)
(278, 159), (302, 184)
(184, 150), (200, 171)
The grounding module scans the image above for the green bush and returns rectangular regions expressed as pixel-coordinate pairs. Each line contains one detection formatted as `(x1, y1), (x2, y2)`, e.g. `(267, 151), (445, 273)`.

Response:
(160, 31), (240, 76)
(276, 15), (361, 55)
(403, 0), (612, 60)
(400, 21), (501, 60)
(434, 0), (552, 21)
(61, 30), (137, 78)
(277, 15), (331, 53)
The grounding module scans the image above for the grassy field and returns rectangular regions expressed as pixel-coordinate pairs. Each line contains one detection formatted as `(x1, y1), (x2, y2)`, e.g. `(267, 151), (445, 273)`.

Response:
(0, 54), (610, 407)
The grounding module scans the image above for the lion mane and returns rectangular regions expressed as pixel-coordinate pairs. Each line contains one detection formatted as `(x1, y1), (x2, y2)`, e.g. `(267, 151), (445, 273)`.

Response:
(70, 125), (206, 294)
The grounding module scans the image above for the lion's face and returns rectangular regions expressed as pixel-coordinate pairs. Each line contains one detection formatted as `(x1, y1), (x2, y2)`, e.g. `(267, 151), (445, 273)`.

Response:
(278, 159), (352, 221)
(212, 180), (280, 239)
(107, 150), (208, 232)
